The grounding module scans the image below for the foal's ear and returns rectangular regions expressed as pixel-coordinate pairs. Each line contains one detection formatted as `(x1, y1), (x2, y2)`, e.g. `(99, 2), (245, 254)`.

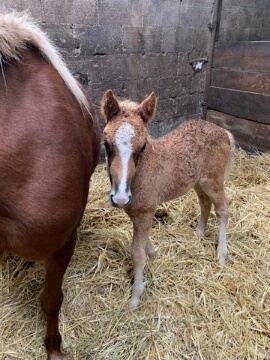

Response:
(101, 90), (120, 122)
(139, 92), (157, 124)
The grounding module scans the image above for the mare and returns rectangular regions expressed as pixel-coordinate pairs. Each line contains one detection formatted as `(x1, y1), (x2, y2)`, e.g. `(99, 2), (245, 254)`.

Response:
(0, 13), (100, 359)
(101, 90), (235, 309)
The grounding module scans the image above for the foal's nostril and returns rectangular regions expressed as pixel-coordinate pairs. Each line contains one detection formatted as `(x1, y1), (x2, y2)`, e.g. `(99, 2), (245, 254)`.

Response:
(110, 194), (117, 207)
(110, 194), (132, 208)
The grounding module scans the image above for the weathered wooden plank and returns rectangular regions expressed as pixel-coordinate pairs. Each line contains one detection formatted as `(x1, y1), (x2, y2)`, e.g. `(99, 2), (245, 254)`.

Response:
(213, 41), (270, 73)
(211, 69), (270, 95)
(206, 110), (270, 151)
(208, 86), (270, 125)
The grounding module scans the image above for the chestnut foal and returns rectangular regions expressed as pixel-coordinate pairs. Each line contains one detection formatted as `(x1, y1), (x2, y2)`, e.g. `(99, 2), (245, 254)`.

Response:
(102, 90), (234, 309)
(0, 13), (100, 359)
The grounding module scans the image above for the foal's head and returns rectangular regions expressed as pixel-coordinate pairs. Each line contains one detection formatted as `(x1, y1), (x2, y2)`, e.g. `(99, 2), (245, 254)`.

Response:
(101, 90), (156, 208)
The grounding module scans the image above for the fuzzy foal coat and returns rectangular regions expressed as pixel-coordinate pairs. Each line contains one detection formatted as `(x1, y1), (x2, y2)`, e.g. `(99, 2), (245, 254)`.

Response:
(128, 120), (232, 209)
(102, 90), (234, 308)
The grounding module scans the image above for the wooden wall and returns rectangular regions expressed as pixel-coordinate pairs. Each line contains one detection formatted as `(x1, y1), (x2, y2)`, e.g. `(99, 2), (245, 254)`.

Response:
(206, 41), (270, 151)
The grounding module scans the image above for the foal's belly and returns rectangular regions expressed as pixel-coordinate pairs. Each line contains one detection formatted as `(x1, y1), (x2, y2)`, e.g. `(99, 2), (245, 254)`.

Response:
(158, 179), (197, 204)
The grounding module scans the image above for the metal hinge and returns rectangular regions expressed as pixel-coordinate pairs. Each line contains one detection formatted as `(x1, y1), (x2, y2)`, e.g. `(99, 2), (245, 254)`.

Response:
(208, 21), (218, 31)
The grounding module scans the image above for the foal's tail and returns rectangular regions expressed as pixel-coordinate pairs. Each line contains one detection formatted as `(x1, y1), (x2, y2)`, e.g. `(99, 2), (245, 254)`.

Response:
(224, 130), (235, 180)
(0, 12), (89, 113)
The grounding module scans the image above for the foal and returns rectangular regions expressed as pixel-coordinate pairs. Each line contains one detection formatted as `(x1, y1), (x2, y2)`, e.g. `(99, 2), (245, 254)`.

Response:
(102, 90), (234, 308)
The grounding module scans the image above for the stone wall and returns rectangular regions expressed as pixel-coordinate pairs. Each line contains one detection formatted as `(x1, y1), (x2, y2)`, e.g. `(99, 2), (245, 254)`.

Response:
(1, 0), (214, 136)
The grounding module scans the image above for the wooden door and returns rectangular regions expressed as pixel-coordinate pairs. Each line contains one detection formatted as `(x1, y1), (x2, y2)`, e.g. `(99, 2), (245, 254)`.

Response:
(206, 41), (270, 151)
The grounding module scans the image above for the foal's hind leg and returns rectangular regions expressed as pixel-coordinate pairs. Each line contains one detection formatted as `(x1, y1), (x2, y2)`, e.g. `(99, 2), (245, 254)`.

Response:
(146, 237), (156, 261)
(194, 183), (212, 238)
(130, 212), (155, 309)
(40, 232), (76, 360)
(215, 196), (229, 266)
(199, 179), (229, 266)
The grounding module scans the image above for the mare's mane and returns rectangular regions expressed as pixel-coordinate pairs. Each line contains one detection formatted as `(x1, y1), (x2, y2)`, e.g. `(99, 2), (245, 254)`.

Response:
(0, 12), (89, 112)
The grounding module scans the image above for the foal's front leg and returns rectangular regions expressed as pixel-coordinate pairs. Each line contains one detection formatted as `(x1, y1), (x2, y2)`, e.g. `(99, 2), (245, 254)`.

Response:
(130, 212), (155, 309)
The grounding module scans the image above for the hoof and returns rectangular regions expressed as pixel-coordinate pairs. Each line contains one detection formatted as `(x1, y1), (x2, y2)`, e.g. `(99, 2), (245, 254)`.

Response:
(130, 296), (140, 309)
(218, 253), (227, 266)
(148, 251), (156, 262)
(130, 282), (144, 309)
(47, 351), (68, 360)
(196, 226), (205, 238)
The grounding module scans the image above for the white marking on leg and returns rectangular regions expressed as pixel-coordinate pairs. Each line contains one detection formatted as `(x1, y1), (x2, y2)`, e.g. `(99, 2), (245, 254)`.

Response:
(111, 123), (135, 207)
(130, 244), (146, 309)
(130, 270), (145, 309)
(218, 219), (228, 266)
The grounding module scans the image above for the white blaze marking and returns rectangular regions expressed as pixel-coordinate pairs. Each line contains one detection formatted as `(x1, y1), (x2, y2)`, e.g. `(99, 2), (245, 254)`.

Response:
(112, 123), (135, 201)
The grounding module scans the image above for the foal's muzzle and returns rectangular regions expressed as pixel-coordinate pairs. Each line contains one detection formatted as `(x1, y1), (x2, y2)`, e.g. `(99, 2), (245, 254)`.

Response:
(110, 194), (132, 208)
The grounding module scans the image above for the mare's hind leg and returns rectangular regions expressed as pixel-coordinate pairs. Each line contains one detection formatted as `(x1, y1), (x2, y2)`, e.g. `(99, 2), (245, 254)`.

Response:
(40, 232), (76, 360)
(194, 183), (212, 238)
(199, 179), (229, 266)
(130, 211), (155, 309)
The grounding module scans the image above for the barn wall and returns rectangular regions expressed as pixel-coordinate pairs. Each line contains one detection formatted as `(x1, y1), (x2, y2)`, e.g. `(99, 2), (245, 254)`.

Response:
(205, 0), (270, 151)
(218, 0), (270, 42)
(0, 0), (214, 136)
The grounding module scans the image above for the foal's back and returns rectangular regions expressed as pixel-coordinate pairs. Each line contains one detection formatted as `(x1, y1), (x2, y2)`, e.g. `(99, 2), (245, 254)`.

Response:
(129, 120), (232, 209)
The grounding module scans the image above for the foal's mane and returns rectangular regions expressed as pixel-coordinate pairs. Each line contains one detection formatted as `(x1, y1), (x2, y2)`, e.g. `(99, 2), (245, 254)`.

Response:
(119, 99), (141, 117)
(0, 12), (89, 112)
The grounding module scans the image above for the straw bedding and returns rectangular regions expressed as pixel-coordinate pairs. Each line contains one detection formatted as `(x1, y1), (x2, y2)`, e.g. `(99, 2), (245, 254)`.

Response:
(0, 150), (269, 359)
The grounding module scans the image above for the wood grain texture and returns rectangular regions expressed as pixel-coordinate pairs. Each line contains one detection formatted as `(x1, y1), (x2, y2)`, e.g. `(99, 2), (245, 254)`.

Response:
(211, 69), (270, 95)
(206, 110), (270, 151)
(208, 87), (270, 125)
(213, 41), (270, 72)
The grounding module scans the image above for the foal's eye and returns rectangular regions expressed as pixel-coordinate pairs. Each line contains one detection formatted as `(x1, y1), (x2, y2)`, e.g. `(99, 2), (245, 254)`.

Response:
(140, 144), (146, 153)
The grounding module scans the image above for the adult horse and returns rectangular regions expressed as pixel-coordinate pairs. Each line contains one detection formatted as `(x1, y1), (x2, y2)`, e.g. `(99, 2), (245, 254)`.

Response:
(0, 13), (100, 359)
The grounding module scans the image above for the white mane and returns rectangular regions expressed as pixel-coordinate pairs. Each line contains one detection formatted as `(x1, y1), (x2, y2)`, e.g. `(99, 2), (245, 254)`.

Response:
(0, 12), (89, 112)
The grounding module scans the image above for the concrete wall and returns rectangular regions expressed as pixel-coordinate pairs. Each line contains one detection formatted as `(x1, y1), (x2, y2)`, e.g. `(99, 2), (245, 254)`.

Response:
(1, 0), (214, 136)
(218, 0), (270, 42)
